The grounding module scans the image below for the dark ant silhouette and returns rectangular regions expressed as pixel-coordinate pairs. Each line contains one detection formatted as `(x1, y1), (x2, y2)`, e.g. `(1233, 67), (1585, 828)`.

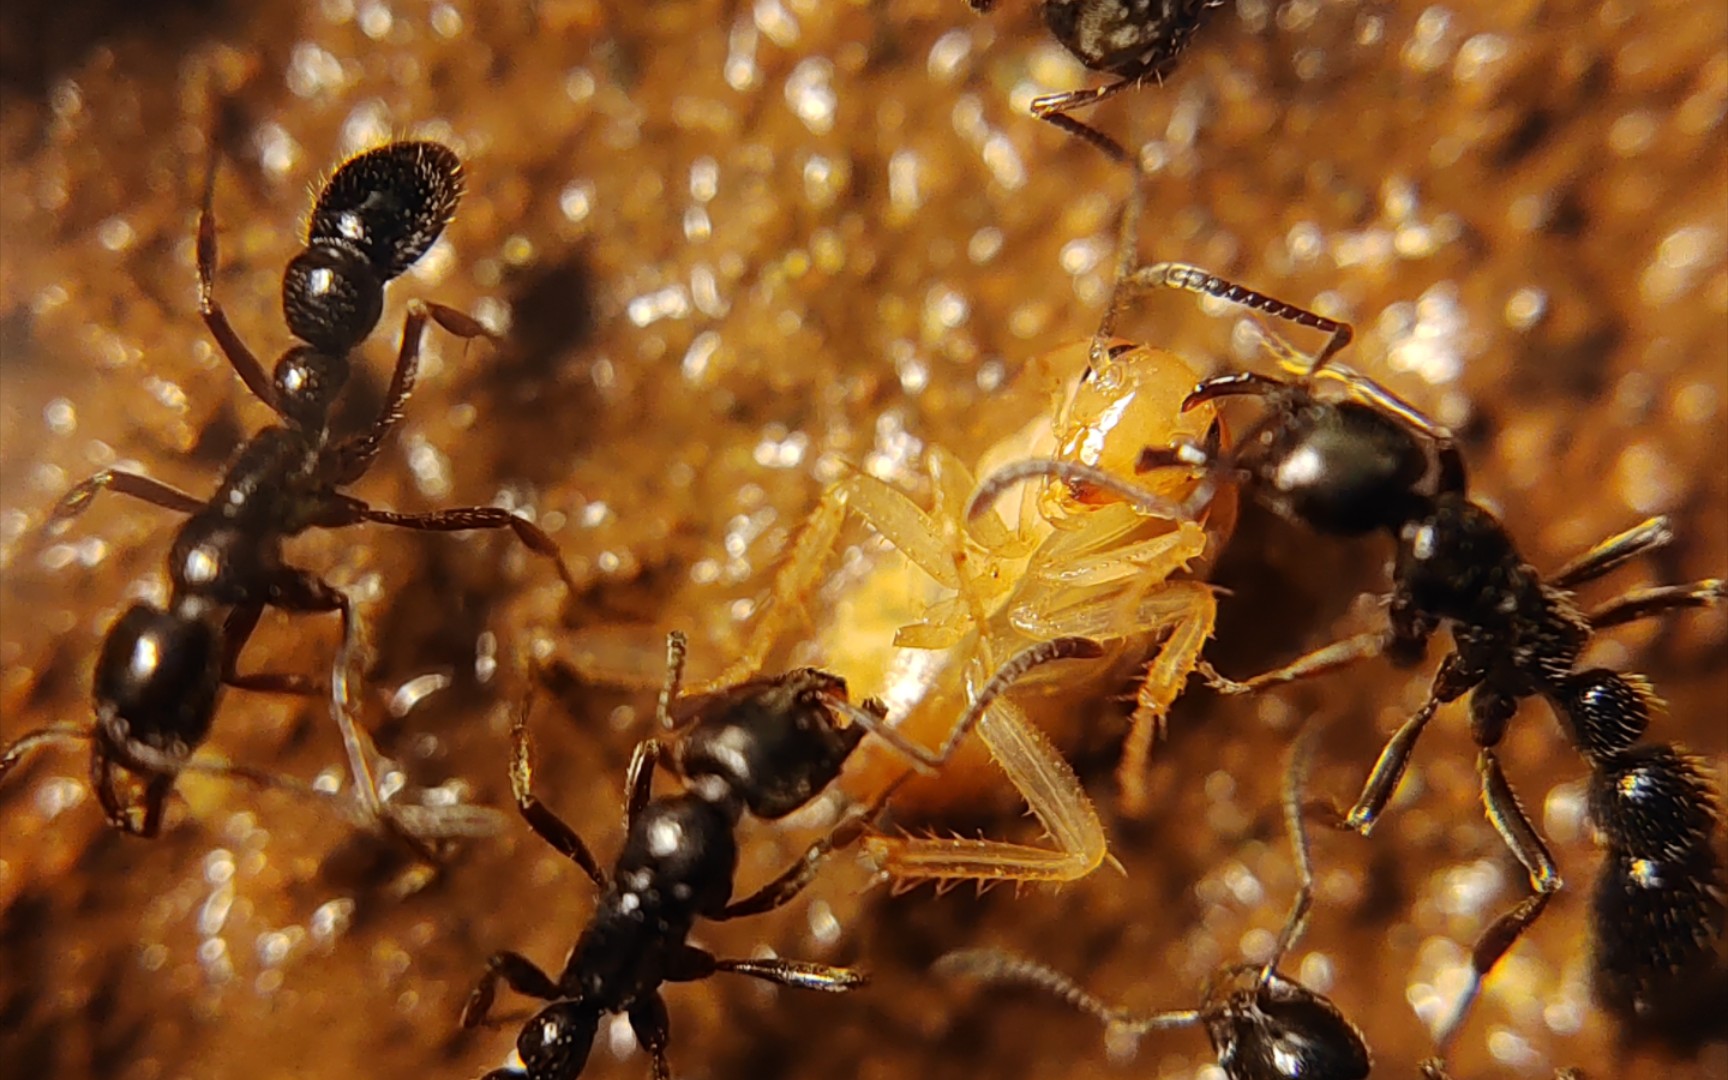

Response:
(0, 139), (577, 849)
(965, 0), (1223, 150)
(460, 633), (1104, 1080)
(970, 259), (1725, 1056)
(938, 724), (1373, 1080)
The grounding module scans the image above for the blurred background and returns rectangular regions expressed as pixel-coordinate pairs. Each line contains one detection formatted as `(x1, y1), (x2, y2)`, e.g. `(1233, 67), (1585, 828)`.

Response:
(0, 1), (1723, 1078)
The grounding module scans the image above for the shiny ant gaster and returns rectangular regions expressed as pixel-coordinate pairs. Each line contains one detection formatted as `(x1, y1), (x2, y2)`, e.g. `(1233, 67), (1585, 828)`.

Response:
(461, 634), (1101, 1079)
(979, 259), (1726, 1054)
(0, 139), (576, 846)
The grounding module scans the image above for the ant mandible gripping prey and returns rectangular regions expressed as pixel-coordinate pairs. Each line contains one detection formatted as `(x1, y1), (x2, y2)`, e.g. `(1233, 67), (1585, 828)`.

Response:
(0, 137), (577, 847)
(461, 634), (1102, 1080)
(983, 258), (1726, 1054)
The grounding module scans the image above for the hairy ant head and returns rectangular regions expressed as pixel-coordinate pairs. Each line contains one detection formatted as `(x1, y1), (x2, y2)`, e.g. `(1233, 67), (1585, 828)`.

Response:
(675, 669), (865, 820)
(514, 999), (600, 1080)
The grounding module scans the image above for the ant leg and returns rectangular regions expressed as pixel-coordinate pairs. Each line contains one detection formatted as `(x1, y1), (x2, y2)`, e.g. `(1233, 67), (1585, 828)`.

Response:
(1126, 262), (1356, 373)
(671, 944), (868, 992)
(711, 957), (868, 991)
(268, 570), (440, 862)
(1551, 516), (1673, 589)
(624, 737), (669, 826)
(196, 150), (280, 413)
(1339, 653), (1473, 835)
(1587, 580), (1725, 630)
(1260, 724), (1325, 985)
(325, 300), (500, 486)
(715, 800), (881, 921)
(935, 949), (1201, 1043)
(1177, 370), (1294, 411)
(0, 725), (90, 781)
(218, 603), (321, 696)
(347, 502), (579, 596)
(1197, 630), (1388, 696)
(50, 470), (203, 526)
(459, 950), (559, 1028)
(1432, 747), (1561, 1057)
(626, 995), (673, 1080)
(510, 693), (608, 889)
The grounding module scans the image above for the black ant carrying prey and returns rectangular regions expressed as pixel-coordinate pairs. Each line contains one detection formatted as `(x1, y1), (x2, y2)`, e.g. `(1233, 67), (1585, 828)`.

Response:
(0, 138), (576, 848)
(460, 634), (1102, 1080)
(938, 724), (1373, 1080)
(974, 260), (1726, 1055)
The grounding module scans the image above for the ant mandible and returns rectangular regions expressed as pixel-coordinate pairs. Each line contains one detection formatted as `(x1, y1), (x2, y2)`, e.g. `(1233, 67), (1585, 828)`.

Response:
(0, 137), (577, 848)
(461, 634), (1103, 1079)
(938, 723), (1373, 1080)
(976, 257), (1726, 1053)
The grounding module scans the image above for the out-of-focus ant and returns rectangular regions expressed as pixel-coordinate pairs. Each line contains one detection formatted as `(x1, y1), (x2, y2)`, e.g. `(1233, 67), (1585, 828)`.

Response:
(0, 138), (576, 851)
(938, 724), (1374, 1080)
(460, 635), (1102, 1079)
(975, 256), (1726, 1054)
(964, 0), (1223, 148)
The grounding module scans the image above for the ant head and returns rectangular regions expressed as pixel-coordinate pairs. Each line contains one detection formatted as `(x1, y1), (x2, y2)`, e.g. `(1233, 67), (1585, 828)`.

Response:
(93, 603), (222, 765)
(514, 999), (600, 1080)
(1201, 965), (1371, 1080)
(1044, 340), (1221, 523)
(674, 669), (863, 820)
(1247, 397), (1433, 536)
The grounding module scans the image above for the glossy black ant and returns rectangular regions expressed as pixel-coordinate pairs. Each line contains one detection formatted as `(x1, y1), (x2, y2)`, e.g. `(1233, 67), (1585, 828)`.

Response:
(966, 0), (1223, 149)
(972, 260), (1726, 1055)
(0, 139), (577, 848)
(460, 634), (1103, 1080)
(938, 724), (1373, 1080)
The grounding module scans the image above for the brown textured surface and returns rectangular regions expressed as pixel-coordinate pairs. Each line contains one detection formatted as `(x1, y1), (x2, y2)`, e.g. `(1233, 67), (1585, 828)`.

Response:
(1, 2), (1725, 1079)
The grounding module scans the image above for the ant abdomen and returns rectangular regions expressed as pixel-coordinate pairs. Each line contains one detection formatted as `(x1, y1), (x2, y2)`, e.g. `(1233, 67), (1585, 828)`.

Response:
(1588, 745), (1724, 1020)
(93, 604), (221, 755)
(283, 140), (464, 356)
(305, 140), (463, 279)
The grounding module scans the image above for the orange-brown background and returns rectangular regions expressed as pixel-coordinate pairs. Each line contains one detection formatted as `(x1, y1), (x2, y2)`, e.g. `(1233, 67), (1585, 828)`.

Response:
(0, 2), (1724, 1078)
